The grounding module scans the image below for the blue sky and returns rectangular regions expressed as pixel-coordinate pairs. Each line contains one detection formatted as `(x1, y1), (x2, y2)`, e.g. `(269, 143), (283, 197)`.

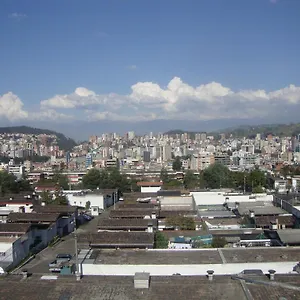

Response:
(0, 0), (300, 135)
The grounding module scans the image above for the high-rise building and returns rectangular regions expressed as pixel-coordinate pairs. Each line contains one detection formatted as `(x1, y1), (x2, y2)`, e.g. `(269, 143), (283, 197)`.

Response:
(85, 153), (93, 168)
(162, 145), (172, 161)
(127, 131), (135, 140)
(143, 151), (151, 162)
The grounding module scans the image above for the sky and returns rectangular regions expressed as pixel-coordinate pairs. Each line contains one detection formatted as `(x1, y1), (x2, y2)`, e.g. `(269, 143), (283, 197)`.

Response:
(0, 0), (300, 138)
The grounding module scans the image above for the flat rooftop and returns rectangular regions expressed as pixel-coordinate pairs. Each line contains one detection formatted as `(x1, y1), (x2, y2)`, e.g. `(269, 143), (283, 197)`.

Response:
(1, 273), (300, 300)
(0, 274), (246, 300)
(93, 249), (223, 264)
(90, 247), (300, 265)
(222, 247), (300, 263)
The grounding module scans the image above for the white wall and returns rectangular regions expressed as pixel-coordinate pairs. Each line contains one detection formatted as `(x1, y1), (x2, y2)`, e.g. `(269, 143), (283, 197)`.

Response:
(141, 186), (161, 193)
(191, 191), (273, 206)
(67, 194), (104, 209)
(82, 261), (297, 276)
(4, 203), (33, 213)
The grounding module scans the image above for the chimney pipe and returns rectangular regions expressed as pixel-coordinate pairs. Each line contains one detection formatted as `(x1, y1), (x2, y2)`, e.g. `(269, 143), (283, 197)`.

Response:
(22, 269), (28, 279)
(207, 270), (214, 281)
(268, 269), (276, 281)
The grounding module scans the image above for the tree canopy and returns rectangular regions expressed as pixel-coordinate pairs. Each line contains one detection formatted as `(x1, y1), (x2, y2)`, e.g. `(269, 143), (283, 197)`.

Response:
(82, 168), (131, 192)
(154, 232), (169, 249)
(183, 170), (199, 189)
(166, 216), (195, 230)
(0, 170), (32, 195)
(172, 156), (182, 171)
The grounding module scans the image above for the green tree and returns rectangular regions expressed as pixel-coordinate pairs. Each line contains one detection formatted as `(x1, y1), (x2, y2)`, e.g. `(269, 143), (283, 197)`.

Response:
(247, 168), (267, 192)
(160, 168), (170, 184)
(154, 232), (169, 249)
(85, 201), (91, 210)
(52, 172), (69, 190)
(166, 216), (195, 230)
(40, 191), (53, 204)
(82, 169), (101, 189)
(82, 168), (131, 192)
(53, 194), (68, 205)
(172, 156), (182, 171)
(202, 163), (233, 189)
(0, 171), (32, 195)
(183, 170), (198, 189)
(211, 236), (227, 248)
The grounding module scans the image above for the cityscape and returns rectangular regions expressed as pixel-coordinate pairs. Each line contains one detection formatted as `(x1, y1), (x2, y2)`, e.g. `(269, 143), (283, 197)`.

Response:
(1, 0), (300, 299)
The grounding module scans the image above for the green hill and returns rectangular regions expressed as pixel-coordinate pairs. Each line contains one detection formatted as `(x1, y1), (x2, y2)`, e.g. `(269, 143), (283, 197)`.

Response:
(164, 122), (300, 139)
(222, 123), (300, 138)
(0, 126), (77, 151)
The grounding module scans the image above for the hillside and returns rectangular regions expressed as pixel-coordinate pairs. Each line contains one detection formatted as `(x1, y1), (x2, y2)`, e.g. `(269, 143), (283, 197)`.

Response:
(0, 126), (77, 151)
(223, 123), (300, 138)
(164, 122), (300, 139)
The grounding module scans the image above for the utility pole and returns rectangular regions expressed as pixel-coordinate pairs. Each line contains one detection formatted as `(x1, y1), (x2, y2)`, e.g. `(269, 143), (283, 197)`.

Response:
(74, 231), (80, 280)
(244, 175), (246, 194)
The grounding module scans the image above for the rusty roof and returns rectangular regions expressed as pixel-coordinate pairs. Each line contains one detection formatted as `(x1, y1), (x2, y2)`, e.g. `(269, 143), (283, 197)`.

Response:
(78, 232), (154, 247)
(109, 209), (157, 218)
(8, 212), (61, 223)
(98, 218), (158, 229)
(0, 223), (31, 234)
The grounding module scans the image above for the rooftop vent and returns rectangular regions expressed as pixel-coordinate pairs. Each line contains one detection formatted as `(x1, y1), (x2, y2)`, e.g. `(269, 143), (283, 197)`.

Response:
(134, 272), (150, 289)
(22, 269), (29, 279)
(207, 270), (214, 281)
(268, 269), (276, 281)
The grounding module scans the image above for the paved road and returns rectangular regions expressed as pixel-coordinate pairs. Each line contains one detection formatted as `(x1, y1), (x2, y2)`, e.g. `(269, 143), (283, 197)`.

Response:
(21, 214), (104, 274)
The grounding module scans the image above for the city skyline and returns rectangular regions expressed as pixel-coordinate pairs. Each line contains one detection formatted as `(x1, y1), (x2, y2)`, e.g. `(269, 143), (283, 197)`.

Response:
(1, 0), (300, 138)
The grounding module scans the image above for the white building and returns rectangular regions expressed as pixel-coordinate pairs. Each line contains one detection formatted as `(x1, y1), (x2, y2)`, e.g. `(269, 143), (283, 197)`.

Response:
(64, 190), (118, 216)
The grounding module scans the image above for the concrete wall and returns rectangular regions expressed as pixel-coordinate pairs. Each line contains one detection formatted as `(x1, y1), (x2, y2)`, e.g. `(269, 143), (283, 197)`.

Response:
(32, 223), (57, 247)
(57, 215), (75, 236)
(81, 261), (298, 276)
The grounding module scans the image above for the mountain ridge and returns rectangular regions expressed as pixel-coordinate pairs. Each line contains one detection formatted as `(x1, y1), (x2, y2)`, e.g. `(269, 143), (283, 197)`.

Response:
(0, 126), (77, 151)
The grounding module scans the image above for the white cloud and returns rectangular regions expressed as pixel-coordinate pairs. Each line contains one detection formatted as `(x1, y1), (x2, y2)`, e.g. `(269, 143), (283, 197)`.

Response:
(127, 65), (138, 70)
(0, 92), (28, 121)
(31, 109), (74, 121)
(0, 92), (74, 122)
(8, 13), (27, 20)
(7, 78), (300, 123)
(40, 78), (300, 121)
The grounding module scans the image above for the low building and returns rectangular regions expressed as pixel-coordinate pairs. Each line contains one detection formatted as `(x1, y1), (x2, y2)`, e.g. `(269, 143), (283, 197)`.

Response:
(276, 229), (300, 246)
(0, 192), (38, 213)
(98, 219), (157, 232)
(78, 232), (154, 249)
(109, 209), (157, 219)
(64, 189), (119, 216)
(0, 223), (34, 271)
(254, 215), (295, 230)
(80, 247), (300, 276)
(7, 212), (61, 246)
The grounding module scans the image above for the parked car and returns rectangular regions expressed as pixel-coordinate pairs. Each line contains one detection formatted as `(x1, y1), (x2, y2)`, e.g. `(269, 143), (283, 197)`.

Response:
(56, 254), (72, 261)
(49, 260), (61, 272)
